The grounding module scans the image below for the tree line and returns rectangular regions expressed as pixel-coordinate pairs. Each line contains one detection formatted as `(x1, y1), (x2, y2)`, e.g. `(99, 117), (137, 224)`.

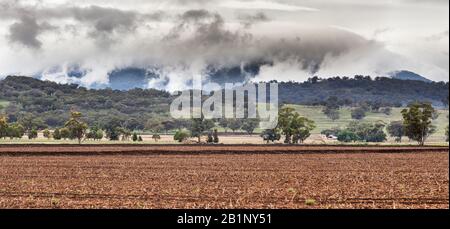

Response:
(321, 102), (448, 145)
(1, 102), (448, 145)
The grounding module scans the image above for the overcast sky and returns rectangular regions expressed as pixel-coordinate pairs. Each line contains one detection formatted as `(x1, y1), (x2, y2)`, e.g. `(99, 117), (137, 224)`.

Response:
(0, 0), (448, 90)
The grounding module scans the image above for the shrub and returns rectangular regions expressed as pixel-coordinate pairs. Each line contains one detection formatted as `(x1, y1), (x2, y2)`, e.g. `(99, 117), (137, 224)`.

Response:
(28, 129), (38, 139)
(43, 129), (51, 139)
(337, 130), (358, 142)
(174, 130), (190, 143)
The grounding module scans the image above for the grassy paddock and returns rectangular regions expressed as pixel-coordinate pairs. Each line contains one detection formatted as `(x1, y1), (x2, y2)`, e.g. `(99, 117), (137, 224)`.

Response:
(289, 105), (449, 140)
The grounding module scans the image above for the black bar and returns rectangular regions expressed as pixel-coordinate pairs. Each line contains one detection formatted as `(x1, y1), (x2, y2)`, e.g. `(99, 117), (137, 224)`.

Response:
(0, 210), (449, 227)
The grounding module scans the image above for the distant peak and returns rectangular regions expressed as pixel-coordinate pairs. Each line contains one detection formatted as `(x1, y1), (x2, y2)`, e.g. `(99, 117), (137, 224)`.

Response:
(388, 70), (432, 83)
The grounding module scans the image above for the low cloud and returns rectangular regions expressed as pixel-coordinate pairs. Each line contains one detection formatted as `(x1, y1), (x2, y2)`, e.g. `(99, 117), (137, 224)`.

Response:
(0, 0), (448, 88)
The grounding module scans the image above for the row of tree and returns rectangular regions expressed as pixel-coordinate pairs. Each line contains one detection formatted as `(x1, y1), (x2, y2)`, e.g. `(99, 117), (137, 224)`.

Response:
(1, 102), (447, 145)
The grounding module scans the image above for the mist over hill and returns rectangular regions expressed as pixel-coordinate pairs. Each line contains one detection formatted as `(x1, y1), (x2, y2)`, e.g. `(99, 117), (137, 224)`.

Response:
(27, 64), (438, 91)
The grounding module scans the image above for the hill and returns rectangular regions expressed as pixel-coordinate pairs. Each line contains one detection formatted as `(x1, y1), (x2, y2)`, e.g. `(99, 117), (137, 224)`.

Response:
(277, 76), (448, 106)
(0, 76), (173, 130)
(388, 70), (432, 82)
(0, 75), (448, 131)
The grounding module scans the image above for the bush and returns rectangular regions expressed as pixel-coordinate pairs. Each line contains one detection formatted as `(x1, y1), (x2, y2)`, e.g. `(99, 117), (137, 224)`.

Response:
(387, 121), (404, 142)
(207, 132), (213, 143)
(344, 121), (387, 143)
(337, 130), (359, 142)
(28, 129), (38, 139)
(261, 129), (281, 143)
(132, 132), (138, 142)
(43, 129), (51, 139)
(213, 129), (219, 143)
(53, 128), (61, 140)
(60, 127), (71, 140)
(174, 130), (190, 143)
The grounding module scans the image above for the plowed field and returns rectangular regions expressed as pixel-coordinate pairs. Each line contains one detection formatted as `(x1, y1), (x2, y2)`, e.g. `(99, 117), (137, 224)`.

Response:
(0, 145), (448, 209)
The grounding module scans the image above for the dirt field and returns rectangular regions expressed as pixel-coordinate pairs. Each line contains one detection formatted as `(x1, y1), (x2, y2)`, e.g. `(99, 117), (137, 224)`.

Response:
(0, 144), (448, 155)
(0, 145), (448, 209)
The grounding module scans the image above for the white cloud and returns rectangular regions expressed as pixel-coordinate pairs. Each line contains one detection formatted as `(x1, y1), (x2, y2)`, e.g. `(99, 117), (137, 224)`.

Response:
(220, 1), (319, 11)
(0, 0), (448, 88)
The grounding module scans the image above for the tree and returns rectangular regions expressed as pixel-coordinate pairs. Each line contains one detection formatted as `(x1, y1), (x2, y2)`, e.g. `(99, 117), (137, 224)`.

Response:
(190, 117), (214, 143)
(213, 129), (219, 143)
(60, 128), (70, 140)
(260, 129), (281, 143)
(53, 128), (61, 140)
(65, 111), (88, 144)
(138, 136), (143, 142)
(276, 107), (315, 144)
(387, 121), (404, 142)
(207, 132), (214, 143)
(17, 113), (47, 136)
(346, 121), (386, 142)
(95, 129), (104, 140)
(322, 96), (340, 121)
(43, 129), (51, 139)
(101, 117), (123, 141)
(132, 132), (138, 142)
(324, 96), (340, 110)
(218, 119), (230, 132)
(323, 107), (340, 121)
(351, 107), (366, 120)
(117, 128), (132, 141)
(0, 115), (8, 139)
(174, 129), (190, 143)
(6, 123), (25, 139)
(291, 114), (316, 144)
(86, 126), (103, 141)
(278, 107), (296, 143)
(401, 103), (437, 146)
(337, 130), (359, 142)
(228, 119), (242, 133)
(145, 119), (164, 133)
(107, 129), (120, 141)
(161, 120), (176, 133)
(241, 119), (259, 135)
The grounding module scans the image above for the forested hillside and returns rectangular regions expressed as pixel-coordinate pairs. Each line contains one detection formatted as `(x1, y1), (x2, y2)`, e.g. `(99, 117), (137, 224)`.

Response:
(277, 76), (448, 106)
(0, 76), (173, 130)
(0, 75), (448, 130)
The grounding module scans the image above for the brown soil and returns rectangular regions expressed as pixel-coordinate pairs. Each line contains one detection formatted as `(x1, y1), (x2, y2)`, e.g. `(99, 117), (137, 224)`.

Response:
(0, 145), (448, 209)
